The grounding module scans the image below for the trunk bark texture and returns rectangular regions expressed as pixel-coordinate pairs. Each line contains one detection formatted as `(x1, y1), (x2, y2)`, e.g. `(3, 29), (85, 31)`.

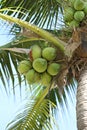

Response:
(76, 68), (87, 130)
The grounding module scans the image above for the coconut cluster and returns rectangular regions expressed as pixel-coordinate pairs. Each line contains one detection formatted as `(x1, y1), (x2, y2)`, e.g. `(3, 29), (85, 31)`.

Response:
(64, 0), (87, 28)
(18, 45), (61, 87)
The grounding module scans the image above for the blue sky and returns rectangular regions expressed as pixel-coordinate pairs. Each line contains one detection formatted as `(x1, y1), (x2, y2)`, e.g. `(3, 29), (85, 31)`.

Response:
(0, 22), (77, 130)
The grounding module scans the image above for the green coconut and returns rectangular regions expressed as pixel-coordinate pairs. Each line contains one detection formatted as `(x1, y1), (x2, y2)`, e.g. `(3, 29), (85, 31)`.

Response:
(33, 58), (47, 73)
(18, 60), (32, 75)
(84, 2), (87, 14)
(74, 11), (85, 22)
(26, 69), (40, 84)
(69, 20), (79, 28)
(42, 47), (56, 61)
(74, 0), (85, 10)
(64, 7), (75, 22)
(31, 45), (41, 60)
(47, 63), (61, 76)
(26, 69), (35, 84)
(41, 72), (52, 87)
(34, 72), (41, 83)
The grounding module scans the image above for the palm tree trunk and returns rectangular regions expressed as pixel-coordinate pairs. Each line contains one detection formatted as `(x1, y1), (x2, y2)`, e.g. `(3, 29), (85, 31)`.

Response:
(76, 68), (87, 130)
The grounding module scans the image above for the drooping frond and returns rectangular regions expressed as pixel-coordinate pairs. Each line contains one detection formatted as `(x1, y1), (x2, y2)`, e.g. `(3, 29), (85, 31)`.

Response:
(0, 11), (66, 51)
(0, 0), (64, 29)
(6, 79), (77, 130)
(6, 86), (56, 130)
(0, 50), (25, 90)
(53, 81), (77, 130)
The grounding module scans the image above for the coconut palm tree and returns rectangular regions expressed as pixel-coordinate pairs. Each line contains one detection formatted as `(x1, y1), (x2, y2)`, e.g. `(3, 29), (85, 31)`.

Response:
(0, 0), (87, 129)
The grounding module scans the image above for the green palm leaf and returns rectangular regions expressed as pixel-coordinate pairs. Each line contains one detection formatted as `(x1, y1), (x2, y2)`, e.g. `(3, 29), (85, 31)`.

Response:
(0, 0), (63, 28)
(6, 86), (56, 130)
(0, 11), (65, 51)
(0, 50), (25, 91)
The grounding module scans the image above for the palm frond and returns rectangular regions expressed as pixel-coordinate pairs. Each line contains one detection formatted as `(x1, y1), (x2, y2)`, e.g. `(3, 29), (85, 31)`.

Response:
(0, 34), (34, 89)
(52, 81), (77, 130)
(7, 100), (53, 130)
(6, 86), (56, 130)
(6, 80), (77, 130)
(0, 50), (26, 91)
(0, 0), (63, 29)
(0, 11), (66, 51)
(47, 88), (62, 105)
